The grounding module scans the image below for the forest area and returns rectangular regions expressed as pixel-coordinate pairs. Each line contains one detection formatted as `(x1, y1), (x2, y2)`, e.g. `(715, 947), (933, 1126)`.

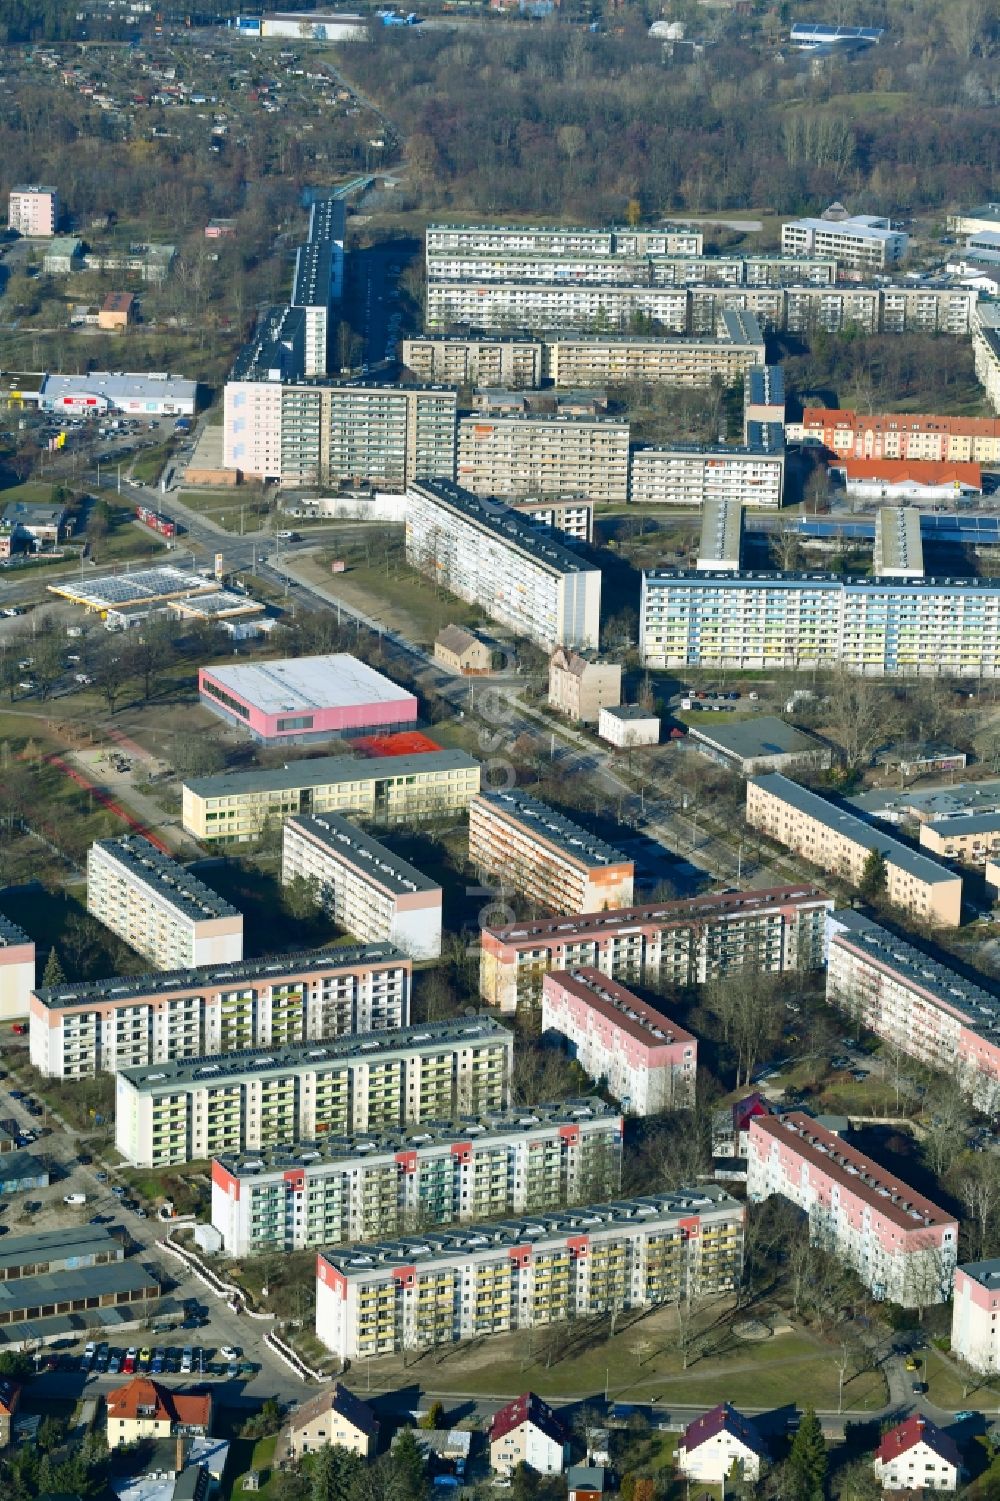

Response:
(342, 0), (1000, 223)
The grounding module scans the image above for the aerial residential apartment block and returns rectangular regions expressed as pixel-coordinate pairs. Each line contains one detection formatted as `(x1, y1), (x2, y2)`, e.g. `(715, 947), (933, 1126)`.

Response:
(468, 790), (634, 916)
(198, 654), (418, 746)
(30, 946), (411, 1079)
(7, 184), (58, 236)
(541, 969), (696, 1114)
(281, 813), (443, 960)
(182, 749), (482, 844)
(781, 205), (908, 272)
(745, 774), (963, 927)
(480, 885), (832, 1013)
(455, 413), (630, 504)
(640, 567), (1000, 678)
(826, 910), (1000, 1108)
(747, 1113), (957, 1307)
(629, 434), (785, 509)
(116, 1016), (514, 1168)
(424, 222), (704, 258)
(210, 1098), (623, 1255)
(789, 407), (1000, 465)
(952, 1259), (1000, 1374)
(0, 913), (35, 1023)
(86, 836), (244, 971)
(405, 480), (601, 652)
(315, 1185), (743, 1359)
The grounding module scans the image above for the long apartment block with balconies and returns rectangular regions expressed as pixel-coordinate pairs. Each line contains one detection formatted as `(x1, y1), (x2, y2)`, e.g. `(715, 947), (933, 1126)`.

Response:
(210, 1097), (623, 1256)
(30, 946), (411, 1080)
(747, 1113), (957, 1307)
(826, 910), (1000, 1109)
(405, 480), (601, 652)
(630, 433), (785, 509)
(182, 749), (482, 844)
(480, 884), (832, 1013)
(424, 223), (704, 258)
(316, 1184), (743, 1359)
(469, 790), (634, 917)
(87, 835), (244, 971)
(282, 814), (443, 960)
(746, 773), (963, 927)
(455, 412), (630, 504)
(115, 1016), (514, 1168)
(542, 969), (696, 1115)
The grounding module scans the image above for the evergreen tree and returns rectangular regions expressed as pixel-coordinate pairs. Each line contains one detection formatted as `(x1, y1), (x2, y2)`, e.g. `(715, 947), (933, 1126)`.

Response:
(311, 1443), (364, 1501)
(788, 1407), (827, 1501)
(858, 849), (888, 902)
(390, 1427), (430, 1501)
(42, 946), (65, 987)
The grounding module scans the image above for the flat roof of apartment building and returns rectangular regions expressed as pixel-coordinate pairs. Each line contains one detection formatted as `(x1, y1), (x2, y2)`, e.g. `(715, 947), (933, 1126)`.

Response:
(483, 882), (831, 945)
(875, 506), (924, 577)
(91, 836), (240, 923)
(457, 411), (627, 430)
(698, 496), (744, 570)
(747, 365), (785, 405)
(749, 772), (961, 887)
(476, 789), (629, 870)
(34, 943), (407, 1011)
(119, 1015), (512, 1093)
(202, 654), (414, 717)
(0, 912), (30, 948)
(285, 813), (439, 897)
(830, 909), (1000, 1037)
(850, 779), (1000, 825)
(292, 240), (338, 308)
(320, 1185), (740, 1276)
(644, 568), (1000, 593)
(215, 1096), (618, 1176)
(186, 748), (479, 800)
(752, 1112), (954, 1231)
(408, 480), (598, 577)
(0, 1225), (122, 1276)
(548, 968), (695, 1049)
(633, 437), (783, 462)
(923, 812), (1000, 836)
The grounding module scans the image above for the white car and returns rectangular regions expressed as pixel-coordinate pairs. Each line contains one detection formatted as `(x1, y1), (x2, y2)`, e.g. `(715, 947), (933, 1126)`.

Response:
(220, 1345), (240, 1361)
(63, 1193), (87, 1205)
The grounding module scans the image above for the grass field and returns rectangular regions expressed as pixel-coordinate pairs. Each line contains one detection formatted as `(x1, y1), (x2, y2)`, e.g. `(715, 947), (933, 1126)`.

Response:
(355, 1304), (887, 1413)
(231, 1434), (279, 1500)
(129, 445), (173, 486)
(178, 488), (271, 533)
(300, 549), (482, 647)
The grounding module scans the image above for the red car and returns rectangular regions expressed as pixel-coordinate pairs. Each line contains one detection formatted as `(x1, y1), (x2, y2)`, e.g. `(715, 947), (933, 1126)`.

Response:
(11, 1024), (26, 1036)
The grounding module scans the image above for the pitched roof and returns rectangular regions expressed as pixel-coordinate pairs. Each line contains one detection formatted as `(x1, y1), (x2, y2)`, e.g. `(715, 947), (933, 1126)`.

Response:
(682, 1404), (767, 1457)
(106, 1377), (211, 1431)
(875, 1415), (961, 1468)
(490, 1392), (567, 1448)
(835, 458), (982, 485)
(289, 1382), (378, 1437)
(435, 625), (482, 655)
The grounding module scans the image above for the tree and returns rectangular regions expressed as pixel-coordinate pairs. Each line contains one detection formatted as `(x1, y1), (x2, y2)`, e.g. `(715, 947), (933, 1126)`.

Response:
(126, 617), (176, 703)
(826, 671), (892, 769)
(389, 1429), (429, 1501)
(283, 873), (321, 922)
(170, 735), (225, 780)
(311, 1444), (365, 1501)
(787, 1407), (827, 1501)
(419, 1401), (444, 1430)
(42, 946), (65, 987)
(625, 197), (642, 227)
(858, 849), (888, 902)
(92, 641), (131, 715)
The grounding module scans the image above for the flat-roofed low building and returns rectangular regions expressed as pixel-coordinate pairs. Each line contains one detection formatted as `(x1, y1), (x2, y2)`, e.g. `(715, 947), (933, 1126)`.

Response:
(747, 1112), (956, 1306)
(30, 945), (411, 1079)
(210, 1098), (623, 1255)
(281, 814), (443, 960)
(0, 1153), (49, 1197)
(87, 836), (243, 970)
(469, 789), (634, 916)
(434, 625), (493, 675)
(0, 1225), (124, 1281)
(542, 969), (696, 1113)
(115, 1016), (514, 1168)
(548, 649), (621, 725)
(746, 772), (963, 927)
(597, 705), (660, 749)
(315, 1185), (743, 1359)
(919, 813), (1000, 866)
(0, 913), (35, 1024)
(182, 748), (482, 844)
(480, 884), (832, 1013)
(688, 716), (831, 777)
(826, 909), (1000, 1109)
(199, 653), (418, 746)
(41, 370), (195, 416)
(0, 1259), (159, 1346)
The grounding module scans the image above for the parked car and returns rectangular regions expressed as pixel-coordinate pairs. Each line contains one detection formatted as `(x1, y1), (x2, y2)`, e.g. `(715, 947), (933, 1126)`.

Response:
(63, 1193), (87, 1206)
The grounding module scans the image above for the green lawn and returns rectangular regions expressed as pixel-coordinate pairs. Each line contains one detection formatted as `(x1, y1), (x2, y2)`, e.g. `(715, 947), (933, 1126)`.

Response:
(129, 445), (173, 486)
(177, 488), (270, 533)
(922, 1347), (1000, 1413)
(232, 1434), (280, 1499)
(353, 1308), (887, 1413)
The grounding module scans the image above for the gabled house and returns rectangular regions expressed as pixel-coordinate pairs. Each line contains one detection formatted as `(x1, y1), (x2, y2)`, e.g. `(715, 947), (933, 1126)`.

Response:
(874, 1416), (962, 1492)
(105, 1378), (212, 1448)
(489, 1392), (569, 1477)
(281, 1382), (379, 1460)
(676, 1404), (767, 1484)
